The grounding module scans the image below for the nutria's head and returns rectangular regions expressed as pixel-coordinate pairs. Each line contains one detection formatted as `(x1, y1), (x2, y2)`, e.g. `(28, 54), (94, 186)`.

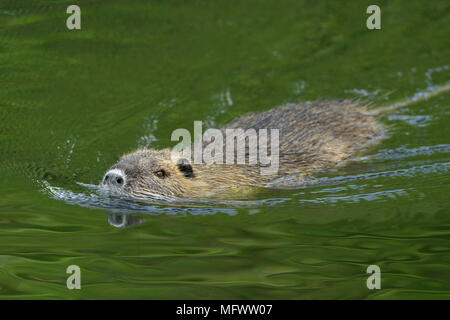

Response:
(100, 148), (196, 199)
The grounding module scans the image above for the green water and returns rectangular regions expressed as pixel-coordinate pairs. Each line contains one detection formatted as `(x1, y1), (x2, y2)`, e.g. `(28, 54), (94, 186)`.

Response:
(1, 0), (449, 299)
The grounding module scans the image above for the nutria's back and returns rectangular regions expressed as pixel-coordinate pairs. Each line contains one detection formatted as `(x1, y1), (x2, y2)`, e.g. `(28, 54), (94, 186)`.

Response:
(221, 99), (382, 175)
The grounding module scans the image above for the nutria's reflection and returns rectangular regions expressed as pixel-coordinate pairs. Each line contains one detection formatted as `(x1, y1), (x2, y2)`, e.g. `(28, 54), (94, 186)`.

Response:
(108, 213), (143, 228)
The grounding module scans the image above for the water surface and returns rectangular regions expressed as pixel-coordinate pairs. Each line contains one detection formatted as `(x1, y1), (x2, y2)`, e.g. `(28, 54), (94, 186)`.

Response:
(0, 0), (449, 299)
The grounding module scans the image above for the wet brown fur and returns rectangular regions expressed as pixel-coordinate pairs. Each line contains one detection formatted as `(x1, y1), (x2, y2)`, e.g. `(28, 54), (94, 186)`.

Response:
(104, 99), (383, 199)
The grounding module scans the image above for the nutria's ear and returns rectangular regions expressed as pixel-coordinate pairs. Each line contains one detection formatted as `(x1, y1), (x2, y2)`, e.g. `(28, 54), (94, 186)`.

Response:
(176, 158), (194, 178)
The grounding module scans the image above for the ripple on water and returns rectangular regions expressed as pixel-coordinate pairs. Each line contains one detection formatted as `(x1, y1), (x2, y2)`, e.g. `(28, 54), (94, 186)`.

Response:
(39, 158), (450, 222)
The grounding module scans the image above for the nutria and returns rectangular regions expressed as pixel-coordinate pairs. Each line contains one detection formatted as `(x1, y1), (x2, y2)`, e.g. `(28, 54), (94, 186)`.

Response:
(100, 85), (449, 199)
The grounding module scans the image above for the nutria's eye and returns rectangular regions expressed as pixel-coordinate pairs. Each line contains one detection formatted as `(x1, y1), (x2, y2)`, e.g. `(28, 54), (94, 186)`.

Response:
(154, 170), (167, 179)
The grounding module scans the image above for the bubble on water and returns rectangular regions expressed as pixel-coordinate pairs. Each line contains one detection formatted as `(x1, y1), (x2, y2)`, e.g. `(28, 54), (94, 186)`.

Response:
(292, 80), (307, 96)
(138, 116), (159, 148)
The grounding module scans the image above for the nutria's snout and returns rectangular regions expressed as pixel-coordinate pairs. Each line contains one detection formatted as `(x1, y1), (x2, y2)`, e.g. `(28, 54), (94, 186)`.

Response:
(102, 168), (126, 190)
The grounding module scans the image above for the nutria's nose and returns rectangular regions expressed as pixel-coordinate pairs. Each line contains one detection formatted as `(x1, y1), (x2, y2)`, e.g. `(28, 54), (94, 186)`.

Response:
(103, 169), (125, 188)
